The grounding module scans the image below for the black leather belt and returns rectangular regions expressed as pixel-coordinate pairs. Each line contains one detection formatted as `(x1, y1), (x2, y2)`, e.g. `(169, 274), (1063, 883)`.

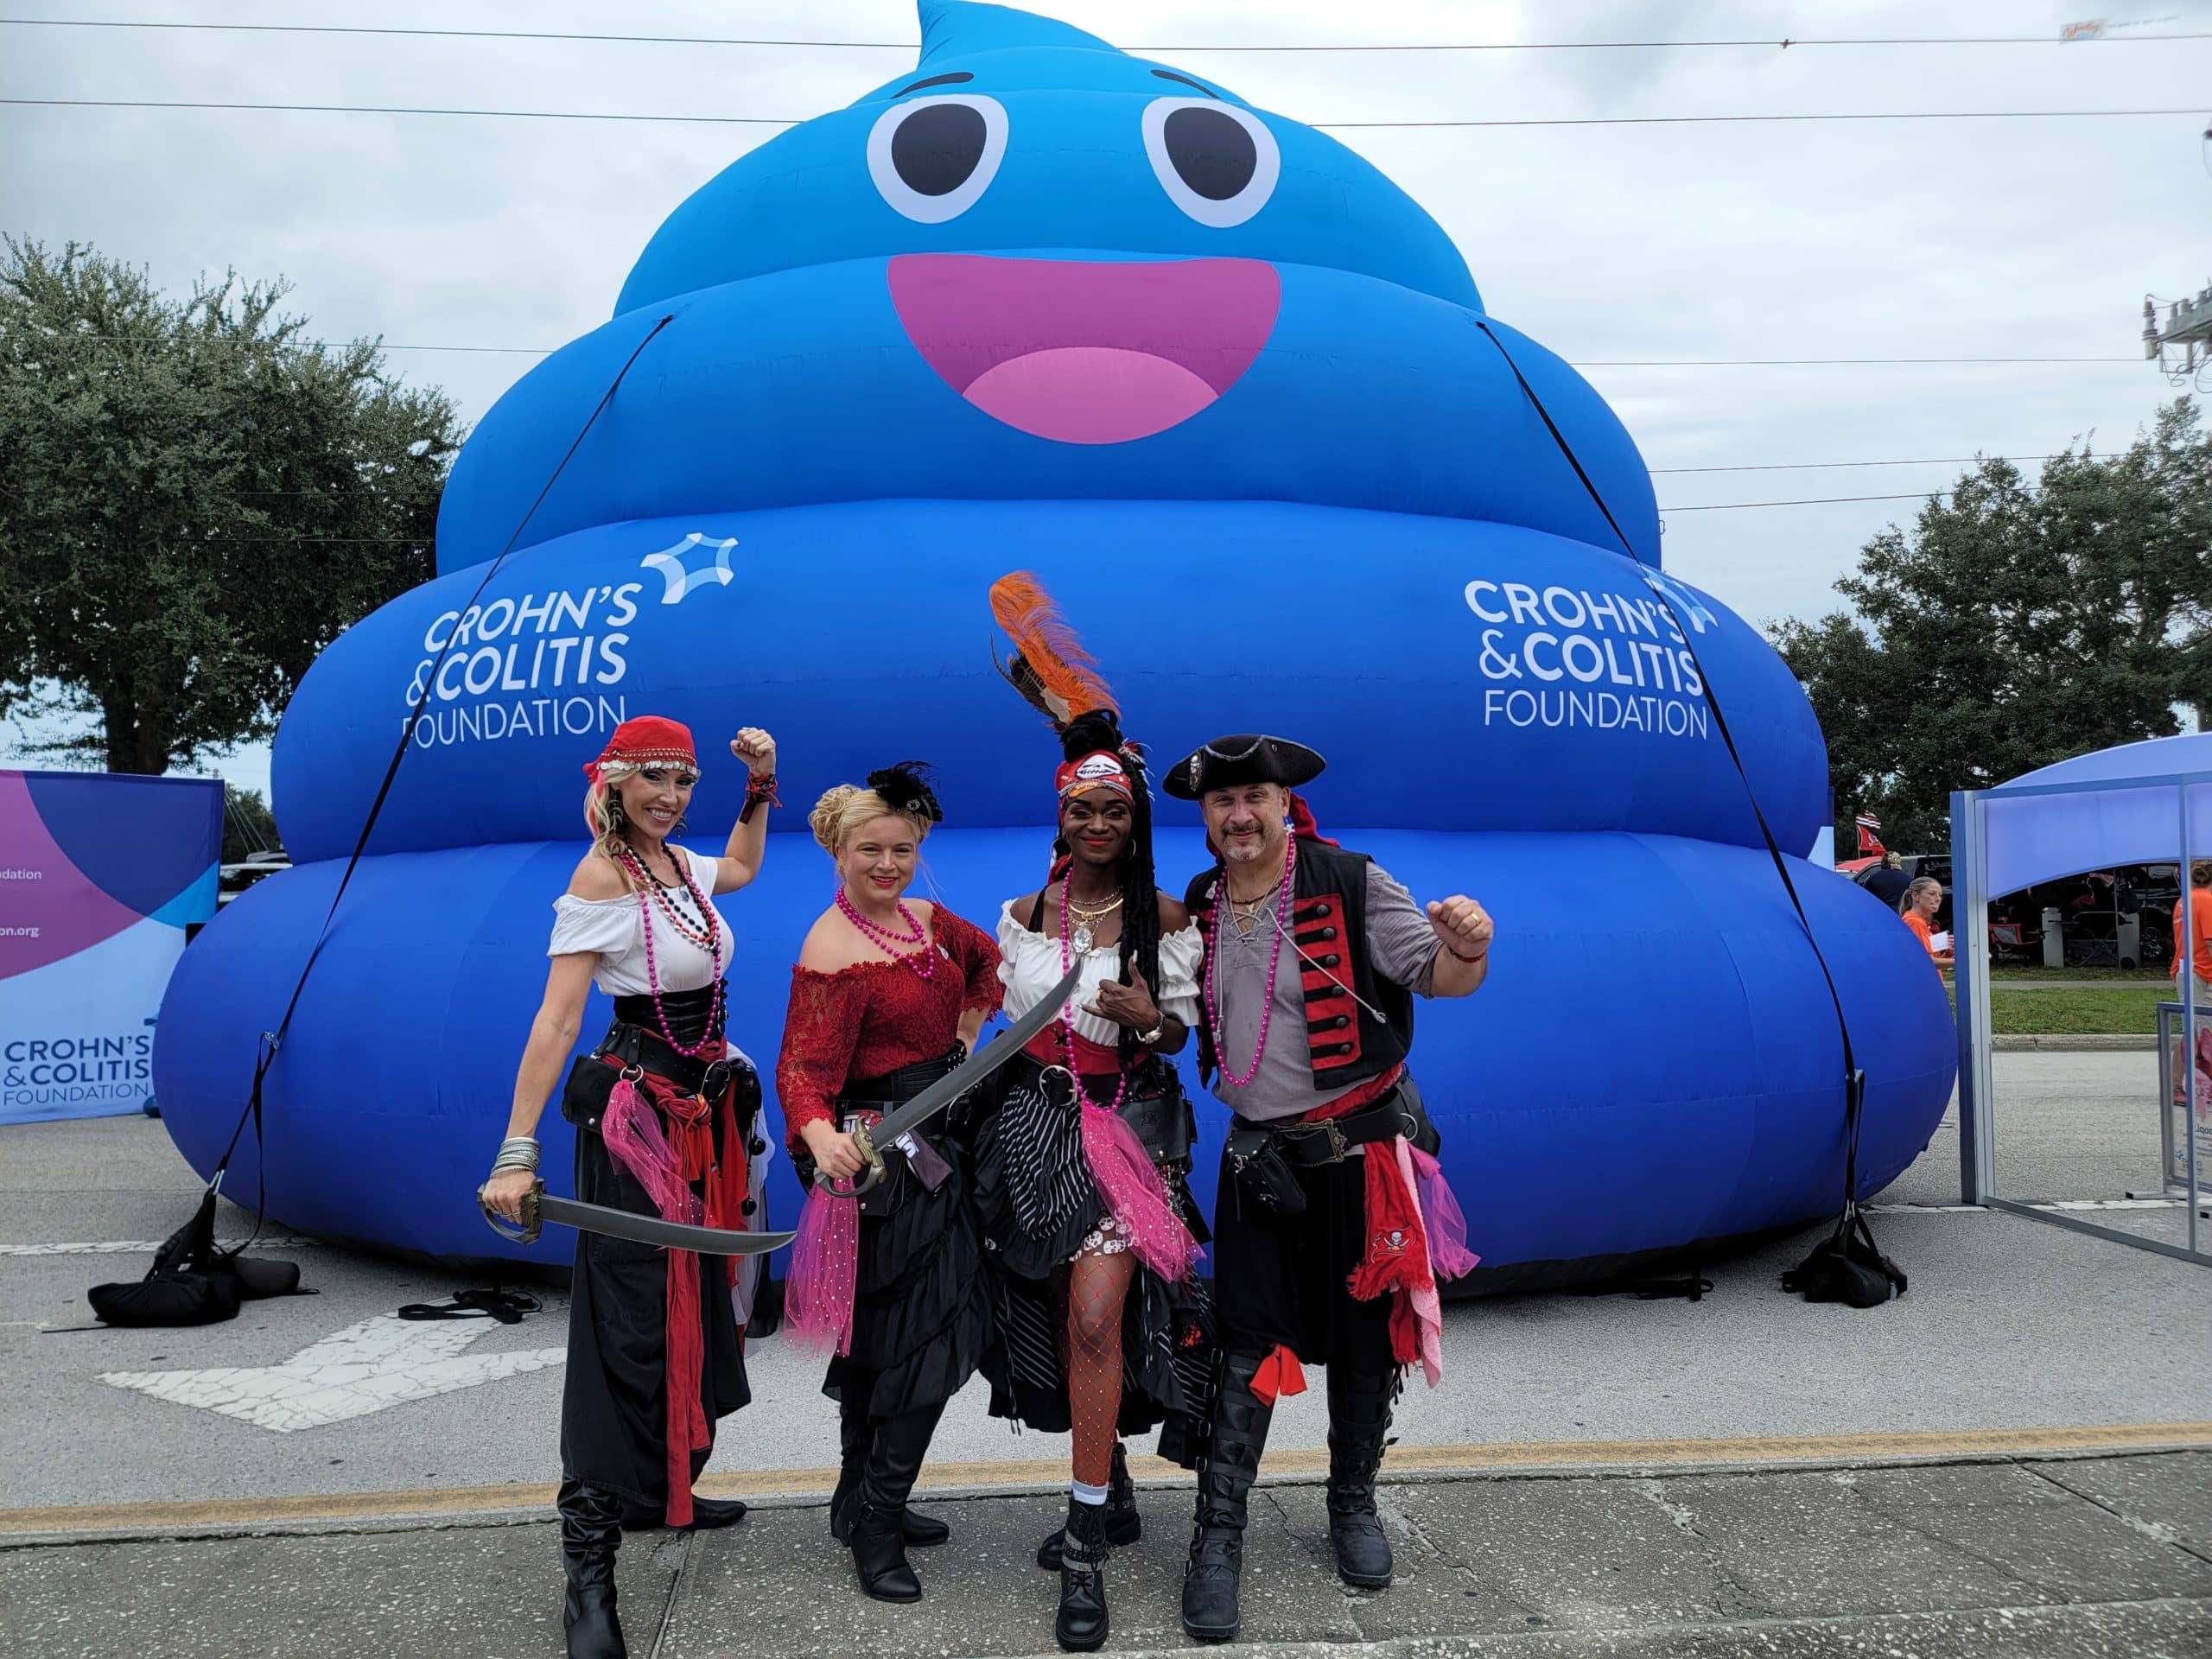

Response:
(594, 1020), (741, 1101)
(838, 1047), (960, 1106)
(1257, 1094), (1418, 1166)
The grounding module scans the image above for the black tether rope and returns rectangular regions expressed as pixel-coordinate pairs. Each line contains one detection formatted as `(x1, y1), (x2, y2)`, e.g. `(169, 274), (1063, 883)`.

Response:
(1471, 317), (1872, 1211)
(203, 313), (677, 1247)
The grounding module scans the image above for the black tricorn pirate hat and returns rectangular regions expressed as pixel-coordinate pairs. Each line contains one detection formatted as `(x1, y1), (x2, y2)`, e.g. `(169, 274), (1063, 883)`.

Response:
(1163, 734), (1326, 800)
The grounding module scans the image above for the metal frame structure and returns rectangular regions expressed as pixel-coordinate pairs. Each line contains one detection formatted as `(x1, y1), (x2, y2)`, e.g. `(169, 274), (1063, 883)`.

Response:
(1952, 772), (2209, 1268)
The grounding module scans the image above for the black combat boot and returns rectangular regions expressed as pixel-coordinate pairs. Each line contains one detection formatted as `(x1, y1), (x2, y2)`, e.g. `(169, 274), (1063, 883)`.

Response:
(1054, 1496), (1113, 1652)
(1325, 1366), (1396, 1589)
(1180, 1353), (1273, 1643)
(848, 1402), (944, 1602)
(832, 1391), (950, 1548)
(1036, 1441), (1141, 1569)
(557, 1479), (628, 1659)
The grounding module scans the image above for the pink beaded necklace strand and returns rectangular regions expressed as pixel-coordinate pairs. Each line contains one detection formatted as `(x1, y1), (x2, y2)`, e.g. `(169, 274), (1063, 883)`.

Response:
(631, 866), (726, 1060)
(835, 887), (939, 982)
(617, 842), (721, 952)
(1058, 879), (1133, 1113)
(1205, 830), (1297, 1089)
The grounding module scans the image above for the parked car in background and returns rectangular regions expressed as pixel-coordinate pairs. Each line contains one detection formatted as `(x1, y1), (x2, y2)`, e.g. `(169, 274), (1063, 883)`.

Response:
(217, 849), (289, 907)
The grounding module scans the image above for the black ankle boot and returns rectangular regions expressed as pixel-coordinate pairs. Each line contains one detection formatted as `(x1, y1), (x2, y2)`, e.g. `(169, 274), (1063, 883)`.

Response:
(1325, 1367), (1396, 1589)
(1036, 1441), (1141, 1569)
(1181, 1354), (1274, 1644)
(1055, 1497), (1112, 1652)
(850, 1497), (923, 1603)
(557, 1479), (628, 1659)
(619, 1493), (747, 1531)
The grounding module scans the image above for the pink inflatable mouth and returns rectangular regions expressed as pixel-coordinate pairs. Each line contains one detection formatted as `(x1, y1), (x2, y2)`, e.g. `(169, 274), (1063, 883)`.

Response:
(887, 253), (1281, 444)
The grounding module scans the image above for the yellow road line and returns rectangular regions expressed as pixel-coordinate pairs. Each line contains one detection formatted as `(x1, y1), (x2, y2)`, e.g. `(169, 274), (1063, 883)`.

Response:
(6, 1422), (2206, 1537)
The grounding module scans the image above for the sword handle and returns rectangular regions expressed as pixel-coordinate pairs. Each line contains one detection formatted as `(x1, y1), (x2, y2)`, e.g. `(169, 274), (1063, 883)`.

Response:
(476, 1177), (547, 1245)
(815, 1122), (887, 1197)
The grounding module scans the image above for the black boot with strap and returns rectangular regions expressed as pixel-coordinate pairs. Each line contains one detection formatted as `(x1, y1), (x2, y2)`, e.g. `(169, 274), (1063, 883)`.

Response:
(1036, 1440), (1141, 1569)
(1325, 1366), (1397, 1588)
(1054, 1496), (1113, 1652)
(1180, 1352), (1274, 1643)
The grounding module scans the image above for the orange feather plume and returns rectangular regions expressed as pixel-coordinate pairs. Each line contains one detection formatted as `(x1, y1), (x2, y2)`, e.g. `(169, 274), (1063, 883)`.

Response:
(988, 571), (1117, 730)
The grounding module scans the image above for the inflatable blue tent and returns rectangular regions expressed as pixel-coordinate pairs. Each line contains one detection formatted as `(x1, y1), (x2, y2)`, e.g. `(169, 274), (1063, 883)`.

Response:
(156, 2), (1955, 1282)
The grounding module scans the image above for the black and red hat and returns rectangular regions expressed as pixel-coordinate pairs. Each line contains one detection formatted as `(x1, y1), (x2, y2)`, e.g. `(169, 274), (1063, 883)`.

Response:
(1163, 734), (1326, 800)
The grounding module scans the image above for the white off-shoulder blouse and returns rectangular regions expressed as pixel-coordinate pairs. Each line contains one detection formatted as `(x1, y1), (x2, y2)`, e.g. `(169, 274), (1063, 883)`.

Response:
(995, 899), (1203, 1048)
(548, 844), (725, 997)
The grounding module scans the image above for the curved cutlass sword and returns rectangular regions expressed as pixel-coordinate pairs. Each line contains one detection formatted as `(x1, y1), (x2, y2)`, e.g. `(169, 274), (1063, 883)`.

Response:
(821, 958), (1086, 1197)
(477, 1180), (797, 1254)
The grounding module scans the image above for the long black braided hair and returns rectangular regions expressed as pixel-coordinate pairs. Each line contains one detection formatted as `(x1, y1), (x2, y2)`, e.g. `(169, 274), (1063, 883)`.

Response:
(1055, 709), (1162, 1070)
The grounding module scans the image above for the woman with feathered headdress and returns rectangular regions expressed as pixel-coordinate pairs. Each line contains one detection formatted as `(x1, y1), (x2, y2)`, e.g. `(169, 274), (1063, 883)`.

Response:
(773, 761), (1003, 1605)
(971, 574), (1214, 1654)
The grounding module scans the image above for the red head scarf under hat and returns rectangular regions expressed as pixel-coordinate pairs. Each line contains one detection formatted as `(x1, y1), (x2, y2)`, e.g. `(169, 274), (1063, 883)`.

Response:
(582, 715), (698, 785)
(1055, 747), (1135, 803)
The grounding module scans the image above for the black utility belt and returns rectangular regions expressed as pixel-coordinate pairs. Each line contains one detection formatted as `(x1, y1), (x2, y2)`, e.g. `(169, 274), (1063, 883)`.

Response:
(559, 1020), (760, 1132)
(1222, 1082), (1426, 1217)
(1024, 1052), (1195, 1169)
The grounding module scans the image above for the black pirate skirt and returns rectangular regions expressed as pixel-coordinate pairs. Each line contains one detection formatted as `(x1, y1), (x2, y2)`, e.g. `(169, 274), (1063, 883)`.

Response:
(972, 1052), (1217, 1465)
(557, 1008), (759, 1513)
(816, 1050), (995, 1422)
(1209, 1145), (1396, 1371)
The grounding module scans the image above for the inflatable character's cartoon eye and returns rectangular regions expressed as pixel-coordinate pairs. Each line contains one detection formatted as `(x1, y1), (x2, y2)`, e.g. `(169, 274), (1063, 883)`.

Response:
(868, 93), (1009, 223)
(1142, 97), (1279, 228)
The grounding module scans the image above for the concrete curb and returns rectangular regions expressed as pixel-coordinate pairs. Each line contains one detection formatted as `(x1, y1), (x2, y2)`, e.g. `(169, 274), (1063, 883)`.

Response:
(1992, 1034), (2158, 1050)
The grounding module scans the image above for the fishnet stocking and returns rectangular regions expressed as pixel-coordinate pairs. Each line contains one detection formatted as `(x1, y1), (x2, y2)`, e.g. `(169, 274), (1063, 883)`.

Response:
(1065, 1244), (1135, 1486)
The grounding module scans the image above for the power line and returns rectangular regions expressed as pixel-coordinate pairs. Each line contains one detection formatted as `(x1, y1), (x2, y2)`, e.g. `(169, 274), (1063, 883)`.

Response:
(0, 96), (2197, 130)
(1662, 490), (1954, 512)
(37, 334), (2139, 370)
(1649, 454), (2057, 474)
(4, 18), (2206, 53)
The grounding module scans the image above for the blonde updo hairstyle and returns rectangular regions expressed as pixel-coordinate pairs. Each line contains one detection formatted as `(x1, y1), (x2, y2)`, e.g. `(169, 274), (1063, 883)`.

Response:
(810, 784), (934, 857)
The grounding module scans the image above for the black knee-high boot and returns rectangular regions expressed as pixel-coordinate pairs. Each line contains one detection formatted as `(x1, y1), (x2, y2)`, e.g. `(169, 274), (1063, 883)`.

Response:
(558, 1479), (628, 1659)
(849, 1402), (945, 1603)
(1036, 1440), (1141, 1569)
(831, 1390), (951, 1548)
(1325, 1366), (1397, 1588)
(1180, 1353), (1273, 1643)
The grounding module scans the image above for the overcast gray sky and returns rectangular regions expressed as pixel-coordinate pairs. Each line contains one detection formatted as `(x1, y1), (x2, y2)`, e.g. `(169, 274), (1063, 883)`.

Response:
(4, 0), (2208, 802)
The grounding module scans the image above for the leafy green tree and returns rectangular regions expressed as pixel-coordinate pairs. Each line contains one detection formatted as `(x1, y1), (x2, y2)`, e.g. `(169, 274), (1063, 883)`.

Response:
(1774, 398), (2211, 852)
(0, 238), (461, 773)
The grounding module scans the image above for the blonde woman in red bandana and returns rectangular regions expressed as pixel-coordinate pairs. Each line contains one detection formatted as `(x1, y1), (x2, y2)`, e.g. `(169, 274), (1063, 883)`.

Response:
(484, 715), (779, 1659)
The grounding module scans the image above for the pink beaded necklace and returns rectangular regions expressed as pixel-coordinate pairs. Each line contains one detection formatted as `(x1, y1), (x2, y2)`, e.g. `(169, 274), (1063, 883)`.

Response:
(836, 887), (939, 982)
(1205, 830), (1297, 1089)
(1058, 879), (1133, 1112)
(616, 841), (720, 953)
(630, 859), (726, 1059)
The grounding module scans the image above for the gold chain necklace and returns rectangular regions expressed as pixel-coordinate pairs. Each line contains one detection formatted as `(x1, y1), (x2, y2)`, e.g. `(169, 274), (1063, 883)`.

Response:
(1062, 886), (1123, 952)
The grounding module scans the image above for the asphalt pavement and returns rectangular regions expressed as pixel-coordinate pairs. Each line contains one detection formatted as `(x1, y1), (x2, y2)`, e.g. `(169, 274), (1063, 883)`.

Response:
(2, 1052), (2208, 1656)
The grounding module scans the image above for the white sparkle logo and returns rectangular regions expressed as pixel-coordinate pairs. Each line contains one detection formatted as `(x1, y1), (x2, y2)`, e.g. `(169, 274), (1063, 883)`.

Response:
(640, 532), (739, 605)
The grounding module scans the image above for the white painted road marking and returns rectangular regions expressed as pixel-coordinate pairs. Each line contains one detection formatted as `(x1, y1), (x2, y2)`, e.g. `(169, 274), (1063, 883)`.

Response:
(0, 1236), (315, 1257)
(99, 1314), (564, 1433)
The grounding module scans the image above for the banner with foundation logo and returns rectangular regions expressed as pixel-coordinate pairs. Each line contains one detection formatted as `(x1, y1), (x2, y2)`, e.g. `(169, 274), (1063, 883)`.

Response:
(0, 772), (220, 1124)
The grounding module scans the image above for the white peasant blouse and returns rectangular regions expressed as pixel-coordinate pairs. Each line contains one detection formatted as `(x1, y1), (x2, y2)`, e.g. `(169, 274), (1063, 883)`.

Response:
(547, 844), (727, 997)
(995, 899), (1204, 1049)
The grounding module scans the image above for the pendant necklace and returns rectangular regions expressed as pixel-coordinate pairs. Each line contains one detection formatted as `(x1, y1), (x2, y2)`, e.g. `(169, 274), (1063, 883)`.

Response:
(1062, 886), (1123, 954)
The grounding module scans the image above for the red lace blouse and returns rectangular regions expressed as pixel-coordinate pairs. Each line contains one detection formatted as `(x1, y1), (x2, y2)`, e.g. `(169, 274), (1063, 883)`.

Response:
(776, 904), (1003, 1151)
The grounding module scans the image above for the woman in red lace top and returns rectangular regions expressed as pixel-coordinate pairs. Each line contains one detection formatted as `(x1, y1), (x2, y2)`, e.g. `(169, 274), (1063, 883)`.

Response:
(776, 764), (1001, 1605)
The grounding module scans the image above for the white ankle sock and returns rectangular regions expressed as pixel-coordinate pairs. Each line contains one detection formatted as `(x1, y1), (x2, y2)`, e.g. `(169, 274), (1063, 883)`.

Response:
(1071, 1479), (1109, 1506)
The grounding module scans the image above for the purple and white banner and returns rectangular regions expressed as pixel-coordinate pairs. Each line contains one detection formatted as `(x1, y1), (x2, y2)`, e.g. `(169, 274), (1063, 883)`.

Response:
(1, 771), (220, 1124)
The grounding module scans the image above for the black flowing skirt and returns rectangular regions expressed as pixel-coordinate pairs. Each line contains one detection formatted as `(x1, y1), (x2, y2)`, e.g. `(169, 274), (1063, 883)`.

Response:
(972, 1053), (1217, 1465)
(821, 1051), (994, 1421)
(1211, 1144), (1395, 1371)
(558, 1007), (753, 1509)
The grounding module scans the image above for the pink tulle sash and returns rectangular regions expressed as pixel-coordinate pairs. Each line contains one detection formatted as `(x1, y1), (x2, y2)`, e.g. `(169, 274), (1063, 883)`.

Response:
(1408, 1144), (1479, 1281)
(784, 1185), (859, 1355)
(602, 1077), (703, 1227)
(1079, 1101), (1196, 1281)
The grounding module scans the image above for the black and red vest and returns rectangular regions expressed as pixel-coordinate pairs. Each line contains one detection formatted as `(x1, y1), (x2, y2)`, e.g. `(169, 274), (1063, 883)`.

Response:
(1185, 839), (1414, 1095)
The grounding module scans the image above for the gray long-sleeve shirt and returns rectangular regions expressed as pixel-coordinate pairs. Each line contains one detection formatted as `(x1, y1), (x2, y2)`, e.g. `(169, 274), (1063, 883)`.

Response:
(1210, 861), (1438, 1123)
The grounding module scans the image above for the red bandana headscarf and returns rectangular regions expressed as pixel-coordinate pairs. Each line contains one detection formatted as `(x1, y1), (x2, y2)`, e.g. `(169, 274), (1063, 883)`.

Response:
(582, 715), (698, 785)
(1055, 748), (1135, 803)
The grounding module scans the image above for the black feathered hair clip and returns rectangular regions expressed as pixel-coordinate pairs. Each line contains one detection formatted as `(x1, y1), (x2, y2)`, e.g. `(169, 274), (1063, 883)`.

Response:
(867, 761), (944, 824)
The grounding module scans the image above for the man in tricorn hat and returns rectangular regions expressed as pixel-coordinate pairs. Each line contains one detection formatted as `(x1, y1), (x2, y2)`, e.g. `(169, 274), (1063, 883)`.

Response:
(1166, 734), (1491, 1643)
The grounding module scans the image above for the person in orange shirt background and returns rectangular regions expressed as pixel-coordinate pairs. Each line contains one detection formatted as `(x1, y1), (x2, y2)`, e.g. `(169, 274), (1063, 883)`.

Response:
(2173, 860), (2212, 1001)
(1899, 876), (1955, 969)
